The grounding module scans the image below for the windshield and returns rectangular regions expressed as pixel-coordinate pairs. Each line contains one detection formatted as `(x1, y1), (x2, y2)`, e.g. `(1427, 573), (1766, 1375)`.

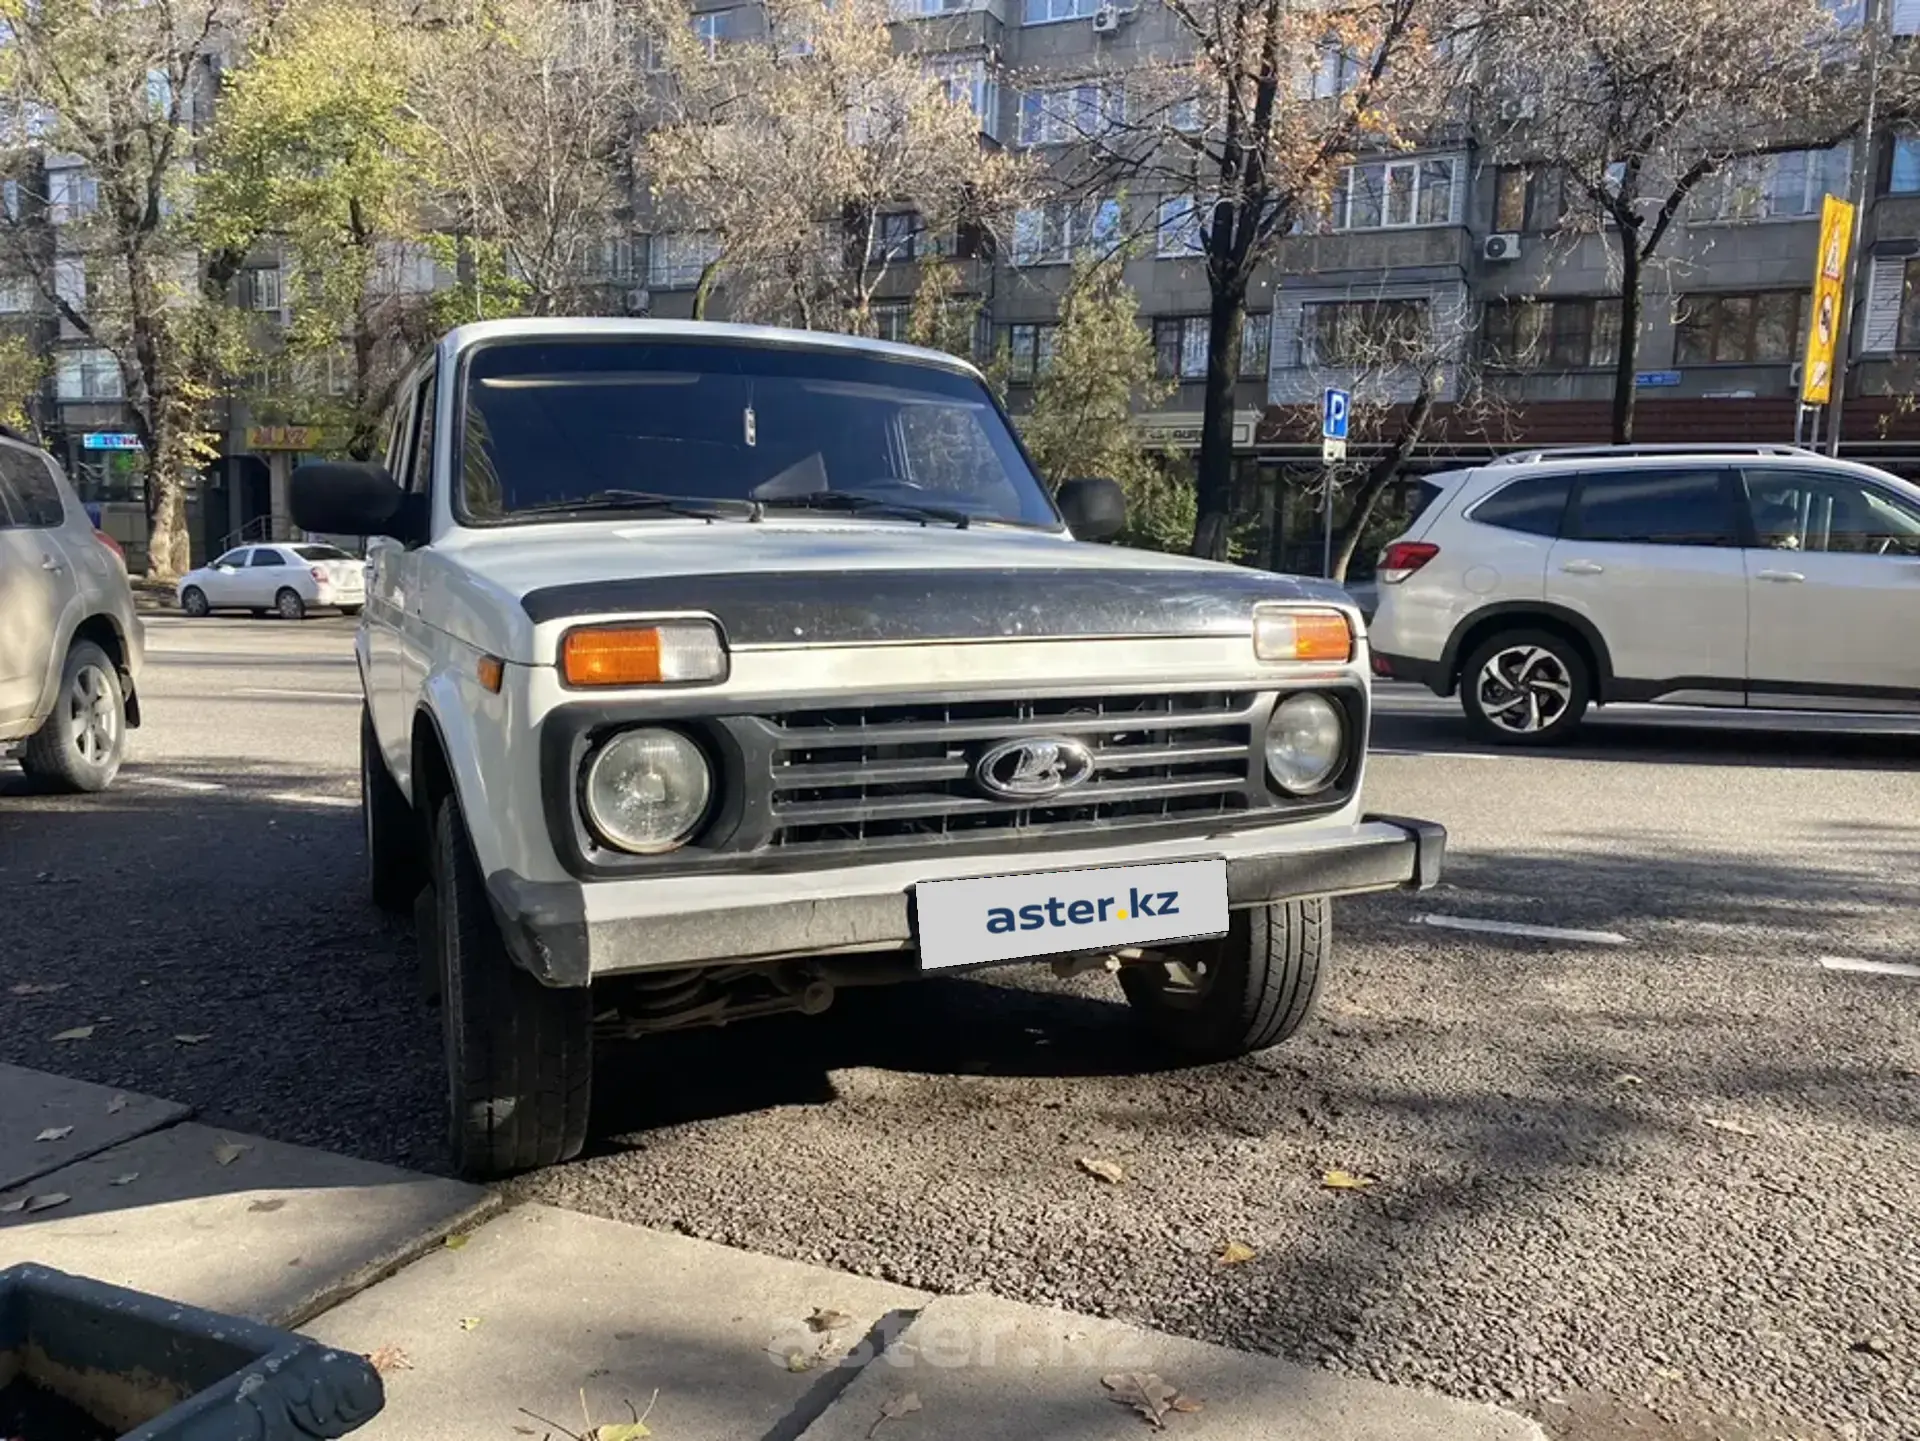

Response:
(292, 544), (352, 561)
(455, 338), (1060, 529)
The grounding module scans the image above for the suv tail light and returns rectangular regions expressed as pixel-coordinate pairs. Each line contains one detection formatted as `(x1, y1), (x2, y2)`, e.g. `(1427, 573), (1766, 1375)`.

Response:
(310, 566), (328, 582)
(1378, 541), (1438, 585)
(94, 530), (125, 566)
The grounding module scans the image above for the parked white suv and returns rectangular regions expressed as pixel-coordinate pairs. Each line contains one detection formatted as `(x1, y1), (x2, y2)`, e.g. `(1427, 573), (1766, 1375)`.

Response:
(0, 430), (144, 792)
(291, 318), (1446, 1180)
(1369, 444), (1920, 744)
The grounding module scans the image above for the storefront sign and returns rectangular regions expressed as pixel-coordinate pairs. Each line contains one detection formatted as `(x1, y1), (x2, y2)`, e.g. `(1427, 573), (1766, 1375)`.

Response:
(245, 425), (319, 451)
(82, 432), (143, 451)
(1137, 411), (1259, 450)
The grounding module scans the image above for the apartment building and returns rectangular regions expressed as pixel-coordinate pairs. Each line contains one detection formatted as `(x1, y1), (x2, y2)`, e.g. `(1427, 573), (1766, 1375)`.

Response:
(7, 0), (1918, 570)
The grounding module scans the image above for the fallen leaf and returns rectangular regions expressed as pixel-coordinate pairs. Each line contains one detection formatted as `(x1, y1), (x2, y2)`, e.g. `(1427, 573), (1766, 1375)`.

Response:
(0, 1197), (26, 1214)
(784, 1350), (817, 1373)
(443, 1233), (469, 1250)
(1704, 1117), (1758, 1137)
(174, 1034), (212, 1046)
(248, 1198), (286, 1213)
(458, 1316), (482, 1332)
(1103, 1373), (1201, 1429)
(212, 1142), (249, 1166)
(807, 1307), (854, 1333)
(109, 1173), (139, 1187)
(50, 1026), (94, 1042)
(1078, 1157), (1127, 1185)
(1218, 1241), (1257, 1265)
(1169, 1397), (1205, 1414)
(512, 1429), (536, 1437)
(9, 982), (65, 995)
(25, 1192), (70, 1213)
(106, 1094), (129, 1114)
(35, 1127), (73, 1142)
(591, 1425), (651, 1441)
(1653, 1366), (1683, 1382)
(365, 1345), (413, 1375)
(1322, 1169), (1374, 1191)
(1613, 1074), (1645, 1087)
(868, 1390), (922, 1438)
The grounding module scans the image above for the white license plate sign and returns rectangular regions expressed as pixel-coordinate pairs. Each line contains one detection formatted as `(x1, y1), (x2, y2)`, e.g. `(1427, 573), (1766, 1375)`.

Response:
(915, 858), (1228, 971)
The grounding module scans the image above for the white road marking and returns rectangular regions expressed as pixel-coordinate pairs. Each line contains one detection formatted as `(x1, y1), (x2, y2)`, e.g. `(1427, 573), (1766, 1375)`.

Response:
(230, 687), (361, 700)
(128, 775), (222, 793)
(1371, 747), (1519, 761)
(267, 792), (358, 810)
(1818, 956), (1920, 979)
(1421, 914), (1630, 946)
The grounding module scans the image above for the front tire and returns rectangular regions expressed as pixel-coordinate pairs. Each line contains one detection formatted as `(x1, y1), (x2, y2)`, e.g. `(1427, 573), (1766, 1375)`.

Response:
(1119, 899), (1329, 1062)
(20, 641), (127, 794)
(340, 605), (363, 618)
(180, 586), (210, 618)
(362, 708), (423, 913)
(430, 792), (592, 1179)
(1459, 628), (1590, 746)
(275, 588), (307, 621)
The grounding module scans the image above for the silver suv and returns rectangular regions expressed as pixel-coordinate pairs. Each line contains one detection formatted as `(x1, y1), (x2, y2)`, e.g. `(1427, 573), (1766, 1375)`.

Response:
(1368, 444), (1920, 744)
(0, 431), (144, 791)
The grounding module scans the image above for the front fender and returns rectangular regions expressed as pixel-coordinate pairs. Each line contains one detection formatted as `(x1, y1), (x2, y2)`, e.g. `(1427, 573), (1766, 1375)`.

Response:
(418, 660), (547, 888)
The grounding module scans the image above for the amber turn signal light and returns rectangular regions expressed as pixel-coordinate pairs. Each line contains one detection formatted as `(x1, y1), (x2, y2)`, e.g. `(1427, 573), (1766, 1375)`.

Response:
(1252, 606), (1354, 664)
(560, 621), (728, 688)
(476, 655), (505, 693)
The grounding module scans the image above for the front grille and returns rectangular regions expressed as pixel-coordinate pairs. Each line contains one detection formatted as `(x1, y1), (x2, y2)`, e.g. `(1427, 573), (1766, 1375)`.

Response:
(759, 691), (1261, 855)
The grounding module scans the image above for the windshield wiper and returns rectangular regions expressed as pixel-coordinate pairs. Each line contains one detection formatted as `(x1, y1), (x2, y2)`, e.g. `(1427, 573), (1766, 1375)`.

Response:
(509, 490), (761, 523)
(759, 490), (971, 529)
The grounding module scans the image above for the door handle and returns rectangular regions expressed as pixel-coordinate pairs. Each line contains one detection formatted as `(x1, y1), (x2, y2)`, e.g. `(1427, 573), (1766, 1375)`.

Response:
(1756, 569), (1805, 583)
(1560, 559), (1605, 575)
(40, 554), (63, 573)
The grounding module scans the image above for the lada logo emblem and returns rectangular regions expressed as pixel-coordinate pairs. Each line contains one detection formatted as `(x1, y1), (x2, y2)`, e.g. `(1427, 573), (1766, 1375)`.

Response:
(973, 737), (1096, 801)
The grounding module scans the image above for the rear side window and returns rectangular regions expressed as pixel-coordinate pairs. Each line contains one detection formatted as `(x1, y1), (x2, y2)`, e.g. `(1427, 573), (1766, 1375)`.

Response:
(1570, 467), (1738, 546)
(250, 548), (289, 567)
(1469, 474), (1571, 537)
(0, 447), (66, 528)
(292, 544), (351, 561)
(1407, 480), (1446, 526)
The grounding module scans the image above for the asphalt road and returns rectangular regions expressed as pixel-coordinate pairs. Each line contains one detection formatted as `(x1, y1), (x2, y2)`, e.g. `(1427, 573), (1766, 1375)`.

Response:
(3, 615), (1916, 1441)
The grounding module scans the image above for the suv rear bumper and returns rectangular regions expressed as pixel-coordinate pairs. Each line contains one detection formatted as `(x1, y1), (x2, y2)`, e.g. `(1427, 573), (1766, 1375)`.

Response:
(1372, 651), (1450, 696)
(482, 814), (1446, 987)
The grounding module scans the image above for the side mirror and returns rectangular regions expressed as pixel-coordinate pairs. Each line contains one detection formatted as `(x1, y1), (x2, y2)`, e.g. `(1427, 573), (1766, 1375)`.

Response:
(1055, 477), (1126, 543)
(290, 462), (424, 545)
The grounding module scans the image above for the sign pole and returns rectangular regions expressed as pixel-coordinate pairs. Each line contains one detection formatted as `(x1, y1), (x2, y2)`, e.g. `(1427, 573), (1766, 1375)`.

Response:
(1319, 387), (1351, 581)
(1829, 2), (1881, 457)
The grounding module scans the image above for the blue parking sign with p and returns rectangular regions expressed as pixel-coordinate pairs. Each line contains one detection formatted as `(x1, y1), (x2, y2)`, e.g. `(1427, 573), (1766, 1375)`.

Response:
(1322, 387), (1351, 441)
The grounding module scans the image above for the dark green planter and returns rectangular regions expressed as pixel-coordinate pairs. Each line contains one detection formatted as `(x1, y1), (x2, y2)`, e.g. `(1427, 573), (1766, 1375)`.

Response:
(0, 1263), (383, 1439)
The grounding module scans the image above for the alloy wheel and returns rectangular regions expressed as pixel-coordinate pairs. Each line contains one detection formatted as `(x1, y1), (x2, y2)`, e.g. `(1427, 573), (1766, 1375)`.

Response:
(1475, 645), (1573, 735)
(67, 664), (119, 767)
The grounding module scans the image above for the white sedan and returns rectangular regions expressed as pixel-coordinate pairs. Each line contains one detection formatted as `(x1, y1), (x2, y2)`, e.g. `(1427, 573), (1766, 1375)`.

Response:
(177, 542), (367, 620)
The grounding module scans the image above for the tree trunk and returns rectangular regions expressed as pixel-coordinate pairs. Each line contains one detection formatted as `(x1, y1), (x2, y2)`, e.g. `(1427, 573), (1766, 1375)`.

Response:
(1191, 280), (1247, 562)
(1610, 242), (1643, 444)
(1328, 378), (1438, 583)
(144, 446), (191, 579)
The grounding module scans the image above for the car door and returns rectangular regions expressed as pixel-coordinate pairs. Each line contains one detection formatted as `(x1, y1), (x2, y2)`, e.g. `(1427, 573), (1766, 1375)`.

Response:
(1741, 466), (1920, 708)
(202, 548), (252, 606)
(248, 545), (295, 607)
(0, 455), (73, 734)
(1546, 465), (1749, 700)
(367, 367), (433, 782)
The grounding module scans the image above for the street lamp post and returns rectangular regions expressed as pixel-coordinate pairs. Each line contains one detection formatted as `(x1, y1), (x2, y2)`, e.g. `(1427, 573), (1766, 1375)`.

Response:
(1827, 0), (1884, 457)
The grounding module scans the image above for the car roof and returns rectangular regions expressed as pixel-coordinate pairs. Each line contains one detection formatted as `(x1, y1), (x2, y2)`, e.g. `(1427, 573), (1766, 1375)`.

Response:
(435, 317), (988, 384)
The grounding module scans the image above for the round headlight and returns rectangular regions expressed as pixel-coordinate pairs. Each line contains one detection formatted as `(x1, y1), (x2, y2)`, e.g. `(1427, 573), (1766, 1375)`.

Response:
(1265, 693), (1346, 795)
(582, 728), (712, 854)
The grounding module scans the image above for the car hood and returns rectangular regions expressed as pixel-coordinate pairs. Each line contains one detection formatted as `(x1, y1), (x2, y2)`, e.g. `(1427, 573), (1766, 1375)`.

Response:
(448, 519), (1351, 650)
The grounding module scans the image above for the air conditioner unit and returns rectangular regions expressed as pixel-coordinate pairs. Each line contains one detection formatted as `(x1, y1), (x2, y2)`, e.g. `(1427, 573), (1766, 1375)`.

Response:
(1483, 233), (1523, 262)
(624, 287), (652, 315)
(1788, 361), (1805, 388)
(1091, 4), (1121, 32)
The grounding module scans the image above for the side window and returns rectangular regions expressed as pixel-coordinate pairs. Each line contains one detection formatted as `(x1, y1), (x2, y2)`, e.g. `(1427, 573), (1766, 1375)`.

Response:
(1468, 474), (1572, 538)
(382, 390), (414, 480)
(214, 549), (251, 568)
(1745, 469), (1920, 556)
(403, 373), (436, 495)
(1570, 467), (1738, 547)
(0, 448), (66, 527)
(250, 548), (288, 567)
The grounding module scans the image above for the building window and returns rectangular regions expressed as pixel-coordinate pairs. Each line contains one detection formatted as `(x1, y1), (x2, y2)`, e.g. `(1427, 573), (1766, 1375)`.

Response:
(647, 231), (722, 289)
(869, 211), (922, 264)
(1011, 198), (1119, 266)
(1675, 291), (1808, 365)
(691, 7), (749, 52)
(1016, 83), (1119, 147)
(1022, 0), (1098, 23)
(1895, 0), (1920, 35)
(873, 303), (912, 344)
(237, 266), (282, 312)
(0, 276), (31, 312)
(1156, 195), (1210, 258)
(895, 0), (976, 14)
(1152, 317), (1211, 380)
(52, 258), (85, 314)
(375, 242), (439, 294)
(1304, 42), (1365, 100)
(1484, 298), (1620, 369)
(1889, 135), (1920, 195)
(928, 57), (1001, 141)
(1333, 157), (1456, 231)
(46, 168), (99, 225)
(1, 180), (19, 221)
(55, 348), (122, 401)
(1493, 165), (1552, 232)
(1005, 322), (1058, 383)
(1302, 299), (1432, 366)
(1703, 146), (1852, 221)
(1897, 258), (1920, 349)
(1241, 314), (1271, 378)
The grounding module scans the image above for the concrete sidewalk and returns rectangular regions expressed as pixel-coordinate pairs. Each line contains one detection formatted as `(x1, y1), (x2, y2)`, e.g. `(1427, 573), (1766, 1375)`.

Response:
(0, 1066), (1546, 1441)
